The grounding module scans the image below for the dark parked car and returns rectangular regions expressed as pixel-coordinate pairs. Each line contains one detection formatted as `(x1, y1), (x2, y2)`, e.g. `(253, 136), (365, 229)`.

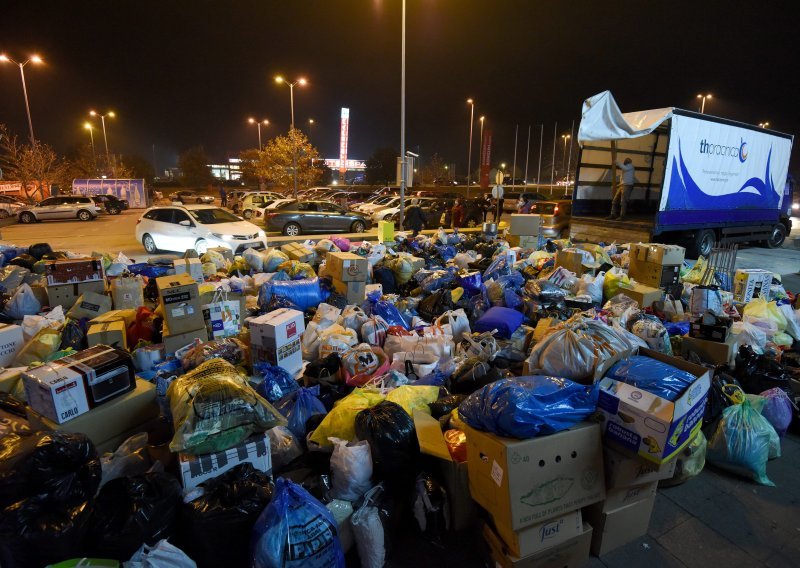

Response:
(503, 191), (547, 213)
(390, 197), (484, 229)
(169, 190), (215, 204)
(265, 200), (372, 236)
(91, 194), (129, 215)
(530, 200), (572, 238)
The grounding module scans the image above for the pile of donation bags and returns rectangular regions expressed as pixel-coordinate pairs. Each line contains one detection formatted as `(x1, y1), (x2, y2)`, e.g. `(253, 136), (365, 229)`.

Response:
(0, 228), (797, 566)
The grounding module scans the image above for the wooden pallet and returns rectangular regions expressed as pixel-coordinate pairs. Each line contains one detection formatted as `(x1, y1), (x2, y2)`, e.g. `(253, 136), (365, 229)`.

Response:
(570, 216), (654, 244)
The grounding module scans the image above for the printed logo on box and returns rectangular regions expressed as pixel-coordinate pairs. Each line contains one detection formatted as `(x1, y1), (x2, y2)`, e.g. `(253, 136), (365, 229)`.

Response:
(287, 321), (297, 338)
(346, 262), (362, 276)
(539, 519), (563, 542)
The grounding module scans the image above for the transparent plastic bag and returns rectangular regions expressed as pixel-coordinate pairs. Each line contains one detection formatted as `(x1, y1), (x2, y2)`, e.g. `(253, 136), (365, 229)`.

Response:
(329, 437), (373, 501)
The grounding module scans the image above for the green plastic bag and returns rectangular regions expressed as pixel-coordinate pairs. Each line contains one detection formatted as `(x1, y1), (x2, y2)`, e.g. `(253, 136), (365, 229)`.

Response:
(308, 388), (385, 447)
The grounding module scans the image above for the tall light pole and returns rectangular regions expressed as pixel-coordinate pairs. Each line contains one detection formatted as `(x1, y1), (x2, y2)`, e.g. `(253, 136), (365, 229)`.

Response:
(466, 98), (475, 196)
(561, 134), (571, 180)
(275, 76), (307, 200)
(83, 122), (96, 162)
(523, 125), (531, 185)
(89, 110), (115, 166)
(248, 118), (269, 150)
(398, 0), (407, 229)
(307, 118), (315, 145)
(511, 125), (519, 191)
(0, 54), (43, 145)
(697, 93), (712, 114)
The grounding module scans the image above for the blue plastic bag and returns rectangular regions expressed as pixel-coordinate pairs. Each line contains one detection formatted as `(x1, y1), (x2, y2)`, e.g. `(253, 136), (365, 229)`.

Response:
(605, 355), (696, 402)
(459, 272), (483, 296)
(458, 376), (599, 438)
(258, 278), (326, 312)
(274, 386), (327, 440)
(437, 245), (457, 261)
(474, 306), (524, 339)
(254, 362), (300, 403)
(251, 478), (345, 568)
(483, 254), (511, 281)
(664, 320), (691, 336)
(365, 291), (410, 329)
(127, 263), (172, 278)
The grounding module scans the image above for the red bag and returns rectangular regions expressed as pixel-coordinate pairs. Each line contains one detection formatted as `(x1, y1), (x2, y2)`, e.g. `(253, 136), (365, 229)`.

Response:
(127, 306), (155, 344)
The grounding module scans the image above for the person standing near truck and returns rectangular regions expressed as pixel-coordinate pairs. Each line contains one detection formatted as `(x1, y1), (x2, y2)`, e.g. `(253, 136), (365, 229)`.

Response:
(451, 198), (465, 229)
(219, 184), (227, 207)
(491, 184), (504, 221)
(607, 157), (635, 220)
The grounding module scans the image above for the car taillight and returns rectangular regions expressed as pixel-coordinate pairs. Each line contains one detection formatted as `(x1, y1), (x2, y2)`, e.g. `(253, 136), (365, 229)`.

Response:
(554, 205), (559, 214)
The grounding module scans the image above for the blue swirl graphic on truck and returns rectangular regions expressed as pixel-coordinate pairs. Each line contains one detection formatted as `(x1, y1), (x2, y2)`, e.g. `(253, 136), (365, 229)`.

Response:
(666, 141), (779, 211)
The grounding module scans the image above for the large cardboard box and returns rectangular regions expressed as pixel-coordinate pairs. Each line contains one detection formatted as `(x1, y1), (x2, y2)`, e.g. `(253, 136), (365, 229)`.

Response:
(629, 243), (685, 265)
(0, 323), (24, 367)
(619, 283), (663, 308)
(414, 411), (477, 531)
(173, 257), (204, 284)
(464, 422), (605, 532)
(0, 366), (25, 394)
(90, 309), (137, 328)
(583, 495), (656, 556)
(87, 320), (127, 350)
(249, 308), (305, 374)
(47, 280), (106, 310)
(178, 433), (271, 488)
(26, 379), (158, 448)
(332, 278), (366, 305)
(156, 273), (205, 335)
(45, 258), (104, 286)
(555, 250), (593, 276)
(510, 214), (540, 236)
(280, 242), (314, 263)
(498, 510), (584, 558)
(327, 252), (368, 282)
(162, 327), (208, 354)
(597, 348), (711, 464)
(628, 261), (681, 289)
(600, 481), (658, 512)
(603, 446), (677, 489)
(733, 269), (772, 302)
(484, 522), (592, 568)
(681, 334), (736, 367)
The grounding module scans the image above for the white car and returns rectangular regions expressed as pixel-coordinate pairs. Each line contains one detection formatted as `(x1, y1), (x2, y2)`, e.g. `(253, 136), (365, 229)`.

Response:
(360, 196), (399, 215)
(252, 198), (295, 222)
(371, 198), (413, 223)
(136, 204), (267, 254)
(0, 195), (26, 219)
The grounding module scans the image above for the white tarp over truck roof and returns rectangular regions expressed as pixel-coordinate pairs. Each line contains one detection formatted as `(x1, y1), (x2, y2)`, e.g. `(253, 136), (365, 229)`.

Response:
(578, 91), (674, 142)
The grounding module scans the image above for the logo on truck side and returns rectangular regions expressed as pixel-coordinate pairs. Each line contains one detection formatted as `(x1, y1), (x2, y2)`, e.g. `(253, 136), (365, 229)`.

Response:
(699, 138), (747, 162)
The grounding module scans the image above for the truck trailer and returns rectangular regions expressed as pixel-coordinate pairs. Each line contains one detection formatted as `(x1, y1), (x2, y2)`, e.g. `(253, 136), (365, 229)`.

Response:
(571, 91), (793, 257)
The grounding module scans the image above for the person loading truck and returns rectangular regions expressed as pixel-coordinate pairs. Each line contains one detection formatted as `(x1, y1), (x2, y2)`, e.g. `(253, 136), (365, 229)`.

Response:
(607, 157), (635, 220)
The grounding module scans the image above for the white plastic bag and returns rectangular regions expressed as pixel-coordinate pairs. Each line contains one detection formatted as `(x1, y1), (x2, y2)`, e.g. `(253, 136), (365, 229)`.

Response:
(125, 539), (197, 568)
(5, 283), (42, 320)
(575, 272), (605, 304)
(313, 303), (342, 329)
(778, 303), (800, 340)
(21, 305), (64, 340)
(329, 437), (373, 501)
(436, 309), (471, 342)
(391, 351), (439, 378)
(383, 332), (453, 360)
(732, 320), (768, 352)
(689, 285), (723, 317)
(351, 485), (388, 568)
(341, 305), (369, 338)
(318, 325), (358, 359)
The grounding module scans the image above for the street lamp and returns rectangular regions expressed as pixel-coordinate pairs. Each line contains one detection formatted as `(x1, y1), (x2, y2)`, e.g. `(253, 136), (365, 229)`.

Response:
(759, 122), (770, 128)
(307, 118), (315, 145)
(248, 118), (269, 150)
(561, 134), (571, 180)
(89, 110), (115, 166)
(466, 98), (475, 195)
(275, 75), (307, 200)
(696, 93), (712, 114)
(83, 122), (96, 161)
(0, 53), (44, 144)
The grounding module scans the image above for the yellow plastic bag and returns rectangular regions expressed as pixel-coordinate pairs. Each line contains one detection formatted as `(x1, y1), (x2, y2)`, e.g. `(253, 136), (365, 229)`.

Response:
(13, 327), (63, 367)
(387, 257), (414, 284)
(743, 297), (788, 333)
(603, 267), (632, 301)
(277, 260), (316, 279)
(386, 385), (440, 416)
(682, 256), (708, 284)
(309, 388), (385, 446)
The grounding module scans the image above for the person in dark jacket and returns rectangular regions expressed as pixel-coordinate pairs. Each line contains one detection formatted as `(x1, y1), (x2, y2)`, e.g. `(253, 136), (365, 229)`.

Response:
(451, 198), (465, 229)
(405, 198), (425, 237)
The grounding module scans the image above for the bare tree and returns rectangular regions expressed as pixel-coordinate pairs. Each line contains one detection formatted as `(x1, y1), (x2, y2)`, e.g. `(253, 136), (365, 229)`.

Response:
(0, 125), (65, 201)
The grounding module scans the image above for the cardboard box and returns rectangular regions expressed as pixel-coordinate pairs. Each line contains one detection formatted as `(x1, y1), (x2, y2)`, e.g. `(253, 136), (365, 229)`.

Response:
(208, 246), (234, 262)
(484, 521), (592, 568)
(510, 214), (541, 236)
(332, 278), (366, 305)
(600, 481), (658, 512)
(365, 283), (383, 297)
(280, 243), (314, 264)
(327, 252), (368, 282)
(249, 308), (305, 374)
(46, 280), (106, 310)
(377, 220), (394, 243)
(517, 235), (539, 249)
(464, 422), (605, 532)
(689, 316), (732, 342)
(555, 250), (593, 275)
(26, 378), (158, 448)
(68, 290), (113, 319)
(407, 256), (426, 273)
(629, 243), (685, 265)
(162, 327), (208, 354)
(597, 348), (711, 464)
(156, 273), (205, 335)
(0, 323), (24, 367)
(583, 495), (656, 556)
(173, 258), (204, 284)
(87, 320), (127, 350)
(90, 309), (138, 328)
(45, 258), (104, 286)
(628, 261), (681, 289)
(681, 334), (736, 367)
(733, 269), (772, 302)
(0, 366), (25, 394)
(414, 410), (477, 531)
(498, 510), (584, 558)
(178, 433), (271, 488)
(603, 446), (677, 489)
(619, 283), (663, 308)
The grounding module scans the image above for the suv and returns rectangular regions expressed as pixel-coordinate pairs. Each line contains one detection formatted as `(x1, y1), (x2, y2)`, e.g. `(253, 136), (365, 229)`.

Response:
(18, 196), (102, 223)
(91, 194), (129, 215)
(235, 192), (283, 218)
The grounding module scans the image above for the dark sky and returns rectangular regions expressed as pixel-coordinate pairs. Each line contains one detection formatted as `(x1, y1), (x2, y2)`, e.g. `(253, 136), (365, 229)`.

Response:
(1, 0), (798, 176)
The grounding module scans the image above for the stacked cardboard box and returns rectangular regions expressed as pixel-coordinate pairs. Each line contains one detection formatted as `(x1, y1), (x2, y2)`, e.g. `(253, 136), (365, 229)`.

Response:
(555, 250), (595, 276)
(733, 268), (772, 302)
(249, 308), (305, 374)
(327, 252), (369, 304)
(280, 242), (315, 263)
(173, 257), (204, 283)
(509, 215), (540, 251)
(156, 273), (207, 353)
(45, 258), (107, 309)
(0, 323), (24, 367)
(628, 243), (685, 289)
(465, 421), (605, 564)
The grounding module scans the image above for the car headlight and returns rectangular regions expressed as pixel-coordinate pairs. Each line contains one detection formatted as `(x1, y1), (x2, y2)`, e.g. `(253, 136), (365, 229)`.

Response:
(258, 230), (265, 237)
(212, 233), (233, 239)
(793, 203), (799, 210)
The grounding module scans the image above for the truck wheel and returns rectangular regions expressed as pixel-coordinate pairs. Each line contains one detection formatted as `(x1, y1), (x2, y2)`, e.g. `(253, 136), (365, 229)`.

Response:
(691, 229), (716, 258)
(765, 223), (787, 249)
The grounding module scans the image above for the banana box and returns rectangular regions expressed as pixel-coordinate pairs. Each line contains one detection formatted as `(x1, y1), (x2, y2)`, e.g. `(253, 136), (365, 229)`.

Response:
(596, 348), (711, 465)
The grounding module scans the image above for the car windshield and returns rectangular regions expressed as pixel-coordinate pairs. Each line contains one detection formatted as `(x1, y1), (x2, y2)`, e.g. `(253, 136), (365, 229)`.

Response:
(188, 208), (241, 224)
(530, 202), (557, 214)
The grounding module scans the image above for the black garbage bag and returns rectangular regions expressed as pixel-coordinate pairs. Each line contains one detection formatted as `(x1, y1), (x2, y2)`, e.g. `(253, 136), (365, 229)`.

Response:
(355, 401), (419, 483)
(0, 496), (92, 568)
(418, 289), (454, 321)
(60, 319), (88, 351)
(428, 394), (467, 419)
(412, 472), (449, 538)
(27, 243), (53, 261)
(373, 266), (397, 295)
(143, 277), (160, 302)
(447, 358), (503, 395)
(0, 431), (101, 510)
(41, 251), (68, 260)
(734, 345), (793, 395)
(86, 472), (182, 560)
(179, 463), (274, 568)
(8, 254), (36, 271)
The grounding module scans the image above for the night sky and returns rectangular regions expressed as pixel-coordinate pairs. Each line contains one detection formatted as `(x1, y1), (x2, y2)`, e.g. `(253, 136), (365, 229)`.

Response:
(1, 0), (797, 176)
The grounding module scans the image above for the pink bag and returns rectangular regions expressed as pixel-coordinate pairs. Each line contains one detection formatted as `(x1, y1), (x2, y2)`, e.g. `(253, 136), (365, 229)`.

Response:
(329, 236), (351, 252)
(344, 346), (390, 387)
